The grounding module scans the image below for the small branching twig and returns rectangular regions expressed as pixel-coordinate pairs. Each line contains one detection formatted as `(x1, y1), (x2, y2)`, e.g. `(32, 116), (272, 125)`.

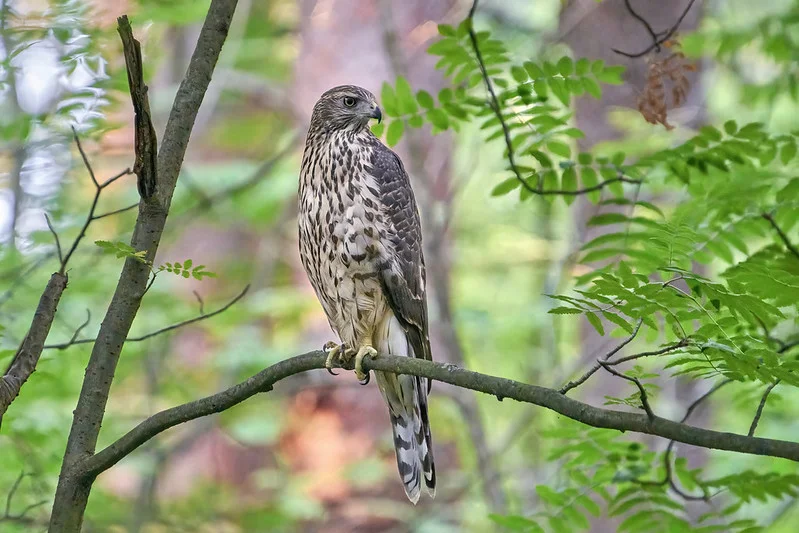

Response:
(192, 291), (205, 315)
(560, 319), (643, 394)
(637, 379), (732, 501)
(749, 380), (780, 437)
(613, 0), (698, 58)
(44, 285), (249, 350)
(598, 359), (655, 420)
(44, 214), (64, 267)
(1, 471), (47, 524)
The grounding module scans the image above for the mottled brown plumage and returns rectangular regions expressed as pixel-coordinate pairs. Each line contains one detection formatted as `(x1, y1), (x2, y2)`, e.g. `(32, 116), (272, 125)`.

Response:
(298, 85), (435, 503)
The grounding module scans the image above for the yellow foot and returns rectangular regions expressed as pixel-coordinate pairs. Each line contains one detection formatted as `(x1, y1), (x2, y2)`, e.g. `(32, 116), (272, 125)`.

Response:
(323, 341), (345, 375)
(354, 345), (378, 384)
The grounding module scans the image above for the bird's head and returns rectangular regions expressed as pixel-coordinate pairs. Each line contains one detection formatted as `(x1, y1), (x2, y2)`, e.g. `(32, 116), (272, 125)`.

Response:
(309, 85), (382, 133)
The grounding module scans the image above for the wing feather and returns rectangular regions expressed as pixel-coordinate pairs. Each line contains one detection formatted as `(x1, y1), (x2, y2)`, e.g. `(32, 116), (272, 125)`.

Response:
(368, 142), (432, 368)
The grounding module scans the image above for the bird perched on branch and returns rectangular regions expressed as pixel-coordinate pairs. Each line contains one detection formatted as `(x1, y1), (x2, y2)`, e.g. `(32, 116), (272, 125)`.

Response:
(298, 85), (435, 503)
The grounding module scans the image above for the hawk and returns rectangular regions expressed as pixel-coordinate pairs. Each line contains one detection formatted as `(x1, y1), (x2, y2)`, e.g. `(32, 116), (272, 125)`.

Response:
(298, 85), (436, 503)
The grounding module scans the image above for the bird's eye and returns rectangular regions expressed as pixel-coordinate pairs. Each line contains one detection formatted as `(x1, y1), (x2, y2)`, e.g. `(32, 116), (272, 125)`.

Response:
(343, 96), (356, 107)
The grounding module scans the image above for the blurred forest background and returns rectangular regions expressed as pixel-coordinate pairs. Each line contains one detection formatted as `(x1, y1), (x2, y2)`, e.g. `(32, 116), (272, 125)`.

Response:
(1, 0), (799, 531)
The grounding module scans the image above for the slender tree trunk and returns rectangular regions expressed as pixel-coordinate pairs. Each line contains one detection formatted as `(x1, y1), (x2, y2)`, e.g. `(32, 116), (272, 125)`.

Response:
(48, 2), (239, 530)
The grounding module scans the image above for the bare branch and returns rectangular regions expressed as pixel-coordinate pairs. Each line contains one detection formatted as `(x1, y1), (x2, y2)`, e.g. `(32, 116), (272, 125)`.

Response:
(749, 380), (780, 437)
(0, 272), (68, 419)
(44, 286), (248, 350)
(44, 214), (64, 267)
(612, 0), (698, 58)
(92, 203), (139, 221)
(118, 15), (158, 199)
(73, 353), (799, 482)
(71, 127), (99, 189)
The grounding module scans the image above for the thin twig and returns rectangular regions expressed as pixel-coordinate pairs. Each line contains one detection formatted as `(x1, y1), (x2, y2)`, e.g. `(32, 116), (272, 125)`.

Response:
(66, 310), (92, 347)
(44, 214), (64, 269)
(637, 379), (732, 501)
(598, 359), (655, 420)
(560, 319), (643, 394)
(192, 291), (205, 315)
(605, 338), (690, 366)
(72, 127), (99, 188)
(4, 472), (25, 518)
(92, 203), (139, 220)
(623, 0), (661, 51)
(612, 0), (697, 58)
(749, 380), (780, 437)
(44, 285), (249, 350)
(762, 213), (799, 260)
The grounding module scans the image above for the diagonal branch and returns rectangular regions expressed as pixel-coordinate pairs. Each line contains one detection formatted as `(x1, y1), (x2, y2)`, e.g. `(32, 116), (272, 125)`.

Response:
(762, 212), (799, 260)
(749, 380), (779, 437)
(75, 353), (799, 481)
(0, 272), (68, 420)
(43, 285), (249, 350)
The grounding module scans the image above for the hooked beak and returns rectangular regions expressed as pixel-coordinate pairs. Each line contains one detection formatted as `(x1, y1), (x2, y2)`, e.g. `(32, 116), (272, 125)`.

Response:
(370, 105), (382, 124)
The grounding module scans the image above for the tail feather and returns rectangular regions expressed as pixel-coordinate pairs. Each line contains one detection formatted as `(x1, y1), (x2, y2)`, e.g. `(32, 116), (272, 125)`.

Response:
(382, 373), (435, 504)
(376, 315), (435, 504)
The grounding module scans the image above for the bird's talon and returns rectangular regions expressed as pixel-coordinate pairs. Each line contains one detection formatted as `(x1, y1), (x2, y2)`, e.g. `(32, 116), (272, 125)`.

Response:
(354, 345), (378, 383)
(323, 341), (345, 374)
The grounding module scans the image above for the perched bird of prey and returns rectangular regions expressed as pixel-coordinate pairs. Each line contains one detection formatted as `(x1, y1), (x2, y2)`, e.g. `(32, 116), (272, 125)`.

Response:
(298, 85), (435, 503)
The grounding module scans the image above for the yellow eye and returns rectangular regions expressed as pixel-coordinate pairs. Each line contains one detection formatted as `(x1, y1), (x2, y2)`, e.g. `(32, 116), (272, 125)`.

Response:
(343, 96), (356, 107)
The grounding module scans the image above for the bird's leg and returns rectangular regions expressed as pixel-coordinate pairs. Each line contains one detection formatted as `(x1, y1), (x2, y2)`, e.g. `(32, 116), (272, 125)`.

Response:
(354, 345), (378, 384)
(323, 341), (346, 376)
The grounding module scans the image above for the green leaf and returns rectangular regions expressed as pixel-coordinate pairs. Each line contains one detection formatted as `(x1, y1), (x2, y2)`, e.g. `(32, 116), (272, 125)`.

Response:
(586, 312), (605, 335)
(428, 108), (450, 130)
(437, 24), (456, 37)
(582, 77), (602, 99)
(386, 120), (404, 147)
(511, 65), (528, 83)
(596, 65), (625, 85)
(557, 56), (574, 76)
(549, 306), (583, 315)
(381, 82), (399, 117)
(547, 141), (571, 159)
(491, 178), (521, 196)
(416, 90), (435, 110)
(395, 77), (418, 114)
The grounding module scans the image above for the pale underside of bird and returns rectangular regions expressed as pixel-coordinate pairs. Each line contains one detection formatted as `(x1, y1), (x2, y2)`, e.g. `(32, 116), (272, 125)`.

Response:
(297, 84), (436, 504)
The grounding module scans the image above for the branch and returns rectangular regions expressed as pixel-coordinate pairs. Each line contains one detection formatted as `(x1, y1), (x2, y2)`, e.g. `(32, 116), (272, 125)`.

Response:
(74, 353), (799, 481)
(748, 380), (779, 437)
(612, 0), (698, 58)
(762, 212), (799, 260)
(118, 15), (158, 199)
(598, 359), (655, 420)
(637, 379), (733, 501)
(0, 272), (68, 420)
(44, 285), (248, 350)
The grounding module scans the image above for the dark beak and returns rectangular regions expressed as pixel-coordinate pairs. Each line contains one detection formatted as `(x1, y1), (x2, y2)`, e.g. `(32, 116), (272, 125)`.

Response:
(370, 105), (382, 124)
